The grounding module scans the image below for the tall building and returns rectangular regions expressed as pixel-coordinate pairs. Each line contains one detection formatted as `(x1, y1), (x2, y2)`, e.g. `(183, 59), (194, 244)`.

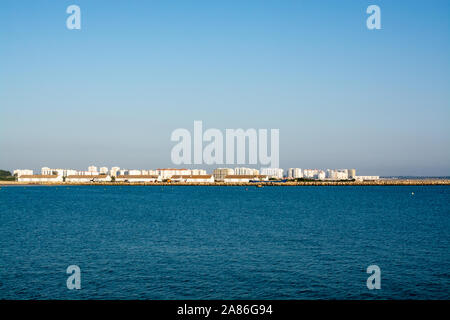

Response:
(287, 168), (302, 179)
(88, 166), (98, 173)
(303, 169), (320, 179)
(234, 167), (259, 176)
(41, 167), (77, 177)
(260, 168), (284, 179)
(326, 169), (349, 180)
(348, 169), (356, 179)
(110, 167), (120, 177)
(213, 168), (234, 181)
(99, 167), (109, 174)
(317, 170), (326, 180)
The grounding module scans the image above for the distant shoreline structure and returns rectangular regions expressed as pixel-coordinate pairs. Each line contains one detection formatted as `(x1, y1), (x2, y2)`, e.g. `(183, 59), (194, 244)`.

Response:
(10, 166), (380, 184)
(1, 179), (449, 187)
(6, 166), (450, 186)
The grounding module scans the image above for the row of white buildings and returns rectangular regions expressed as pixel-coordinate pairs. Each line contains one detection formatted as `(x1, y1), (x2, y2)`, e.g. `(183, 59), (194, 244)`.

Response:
(14, 167), (208, 178)
(14, 166), (270, 183)
(212, 168), (284, 181)
(287, 168), (379, 181)
(13, 166), (379, 183)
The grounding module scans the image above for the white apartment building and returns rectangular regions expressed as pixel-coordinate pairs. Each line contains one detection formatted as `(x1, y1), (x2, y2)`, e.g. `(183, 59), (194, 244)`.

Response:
(99, 167), (109, 174)
(18, 175), (63, 183)
(302, 169), (320, 179)
(260, 168), (284, 179)
(213, 168), (235, 181)
(287, 168), (302, 179)
(317, 171), (326, 180)
(110, 167), (120, 177)
(64, 166), (102, 176)
(348, 169), (356, 179)
(13, 169), (34, 177)
(41, 167), (77, 177)
(234, 167), (260, 176)
(88, 166), (98, 173)
(326, 169), (349, 180)
(156, 169), (192, 180)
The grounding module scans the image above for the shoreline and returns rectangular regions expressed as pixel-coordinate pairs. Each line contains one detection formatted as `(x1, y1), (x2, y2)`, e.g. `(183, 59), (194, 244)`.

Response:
(1, 179), (449, 187)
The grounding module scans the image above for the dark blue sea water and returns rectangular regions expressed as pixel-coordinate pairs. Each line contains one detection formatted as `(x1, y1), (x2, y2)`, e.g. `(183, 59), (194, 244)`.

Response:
(0, 185), (449, 299)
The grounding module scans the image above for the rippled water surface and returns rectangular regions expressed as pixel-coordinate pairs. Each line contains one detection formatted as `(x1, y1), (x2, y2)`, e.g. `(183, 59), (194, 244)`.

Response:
(0, 185), (449, 299)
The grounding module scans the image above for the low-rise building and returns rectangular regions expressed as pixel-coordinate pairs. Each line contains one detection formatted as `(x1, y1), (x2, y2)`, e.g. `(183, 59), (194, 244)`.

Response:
(66, 175), (111, 183)
(13, 169), (34, 177)
(18, 175), (63, 183)
(128, 170), (142, 175)
(115, 175), (159, 183)
(93, 175), (112, 182)
(171, 175), (214, 183)
(156, 169), (191, 180)
(223, 175), (269, 183)
(78, 171), (97, 176)
(189, 169), (207, 175)
(354, 176), (379, 181)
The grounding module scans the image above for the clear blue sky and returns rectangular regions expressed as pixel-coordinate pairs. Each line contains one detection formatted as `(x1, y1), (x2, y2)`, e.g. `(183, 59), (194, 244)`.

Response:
(1, 0), (449, 176)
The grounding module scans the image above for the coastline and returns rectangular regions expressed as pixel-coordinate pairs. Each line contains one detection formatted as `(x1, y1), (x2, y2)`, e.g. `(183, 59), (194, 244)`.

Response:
(1, 179), (449, 187)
